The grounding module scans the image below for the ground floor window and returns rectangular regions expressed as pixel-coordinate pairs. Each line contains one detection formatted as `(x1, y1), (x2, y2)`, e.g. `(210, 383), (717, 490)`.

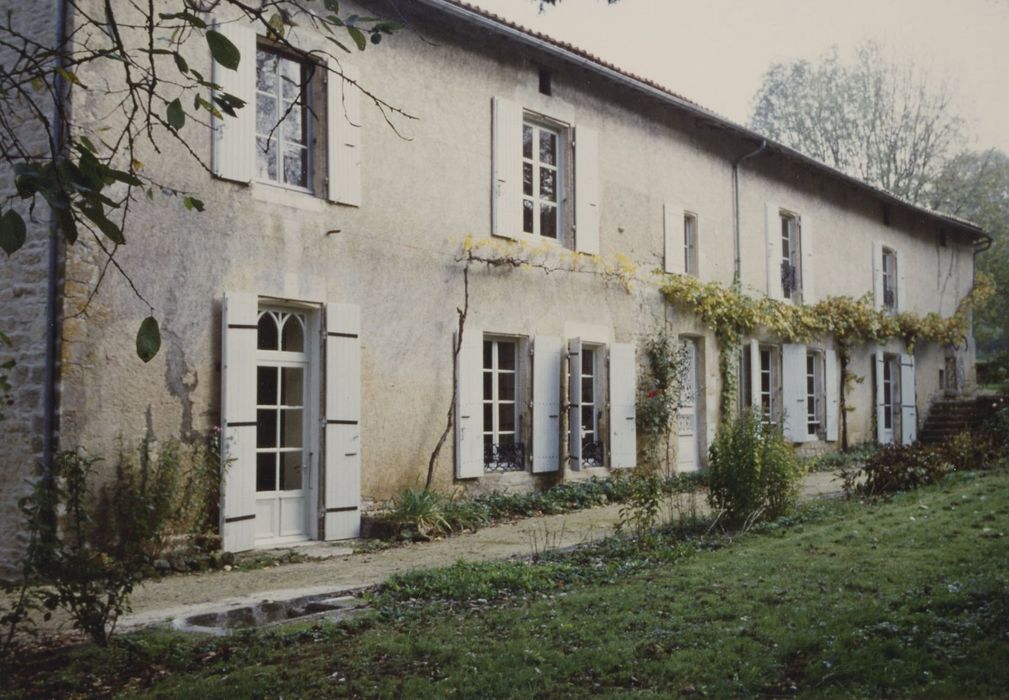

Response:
(882, 354), (900, 435)
(759, 347), (775, 423)
(483, 337), (523, 472)
(806, 350), (823, 437)
(578, 345), (604, 467)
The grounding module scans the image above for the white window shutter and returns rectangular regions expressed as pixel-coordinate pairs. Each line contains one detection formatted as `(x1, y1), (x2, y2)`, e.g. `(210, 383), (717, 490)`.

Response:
(781, 343), (808, 442)
(800, 216), (814, 303)
(574, 124), (600, 255)
(663, 202), (684, 274)
(872, 242), (884, 310)
(491, 97), (523, 238)
(328, 58), (362, 206)
(220, 292), (258, 552)
(765, 203), (783, 300)
(324, 302), (361, 540)
(824, 348), (840, 442)
(609, 342), (637, 468)
(900, 353), (917, 445)
(532, 336), (562, 473)
(896, 249), (907, 313)
(749, 339), (762, 413)
(567, 337), (583, 470)
(874, 350), (887, 443)
(455, 328), (484, 478)
(211, 21), (256, 183)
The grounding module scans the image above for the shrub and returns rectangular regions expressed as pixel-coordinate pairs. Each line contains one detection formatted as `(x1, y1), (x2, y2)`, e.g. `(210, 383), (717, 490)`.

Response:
(806, 442), (879, 473)
(389, 488), (450, 536)
(617, 469), (663, 539)
(706, 410), (804, 526)
(845, 443), (954, 498)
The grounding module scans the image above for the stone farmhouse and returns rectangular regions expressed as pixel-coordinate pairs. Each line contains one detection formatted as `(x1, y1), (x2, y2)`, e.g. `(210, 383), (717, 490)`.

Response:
(0, 0), (988, 563)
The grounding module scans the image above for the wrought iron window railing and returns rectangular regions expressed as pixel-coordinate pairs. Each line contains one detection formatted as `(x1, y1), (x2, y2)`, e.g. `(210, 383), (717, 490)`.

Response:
(484, 441), (526, 473)
(581, 439), (605, 467)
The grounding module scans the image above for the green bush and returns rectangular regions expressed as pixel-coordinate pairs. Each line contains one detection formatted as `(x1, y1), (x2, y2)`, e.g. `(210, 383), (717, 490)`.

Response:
(806, 442), (879, 473)
(706, 410), (804, 526)
(845, 443), (954, 497)
(389, 488), (450, 536)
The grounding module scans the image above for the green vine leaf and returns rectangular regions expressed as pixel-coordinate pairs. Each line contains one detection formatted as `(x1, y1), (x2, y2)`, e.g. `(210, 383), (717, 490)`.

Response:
(136, 316), (161, 363)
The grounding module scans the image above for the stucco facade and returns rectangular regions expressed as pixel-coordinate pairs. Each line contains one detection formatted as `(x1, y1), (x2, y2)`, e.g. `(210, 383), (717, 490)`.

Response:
(0, 0), (983, 560)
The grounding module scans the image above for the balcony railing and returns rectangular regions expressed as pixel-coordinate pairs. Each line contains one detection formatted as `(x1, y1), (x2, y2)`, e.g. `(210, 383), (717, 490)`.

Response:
(484, 441), (526, 473)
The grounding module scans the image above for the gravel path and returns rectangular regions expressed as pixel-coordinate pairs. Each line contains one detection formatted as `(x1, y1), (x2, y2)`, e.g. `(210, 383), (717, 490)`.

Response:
(114, 471), (844, 630)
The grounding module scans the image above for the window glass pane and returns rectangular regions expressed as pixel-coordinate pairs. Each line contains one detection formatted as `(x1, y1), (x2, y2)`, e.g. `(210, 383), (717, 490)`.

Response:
(283, 145), (307, 188)
(483, 372), (493, 400)
(256, 94), (277, 136)
(498, 404), (515, 432)
(497, 342), (516, 370)
(540, 168), (556, 202)
(499, 372), (515, 401)
(281, 367), (304, 407)
(761, 373), (770, 393)
(281, 104), (304, 144)
(280, 451), (303, 490)
(483, 434), (494, 463)
(257, 452), (277, 491)
(256, 136), (277, 182)
(258, 312), (279, 350)
(523, 124), (533, 160)
(256, 51), (278, 93)
(498, 433), (515, 449)
(581, 405), (594, 430)
(281, 315), (304, 352)
(582, 348), (594, 375)
(279, 408), (303, 448)
(523, 163), (533, 197)
(539, 130), (556, 165)
(540, 204), (557, 239)
(582, 377), (593, 403)
(257, 366), (278, 406)
(483, 403), (493, 431)
(257, 409), (278, 448)
(280, 58), (302, 100)
(523, 199), (534, 234)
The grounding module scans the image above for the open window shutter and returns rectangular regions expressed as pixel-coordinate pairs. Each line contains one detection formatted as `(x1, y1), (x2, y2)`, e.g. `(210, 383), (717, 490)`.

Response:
(900, 353), (917, 445)
(749, 339), (761, 412)
(220, 292), (258, 552)
(781, 344), (808, 442)
(609, 343), (637, 468)
(491, 97), (522, 238)
(328, 58), (362, 206)
(824, 348), (840, 442)
(800, 216), (814, 303)
(455, 328), (484, 478)
(872, 242), (884, 309)
(896, 249), (907, 313)
(567, 337), (583, 470)
(211, 21), (256, 183)
(574, 125), (600, 254)
(663, 202), (684, 274)
(324, 302), (361, 540)
(532, 336), (562, 473)
(765, 203), (783, 300)
(874, 350), (886, 442)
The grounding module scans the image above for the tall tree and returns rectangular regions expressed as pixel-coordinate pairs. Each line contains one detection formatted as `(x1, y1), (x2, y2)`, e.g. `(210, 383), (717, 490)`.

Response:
(749, 42), (964, 204)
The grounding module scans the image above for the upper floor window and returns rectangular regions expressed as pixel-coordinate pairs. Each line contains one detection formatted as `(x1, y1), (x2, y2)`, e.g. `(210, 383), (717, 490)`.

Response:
(522, 120), (563, 239)
(256, 48), (314, 190)
(684, 213), (698, 276)
(780, 212), (802, 303)
(881, 247), (898, 311)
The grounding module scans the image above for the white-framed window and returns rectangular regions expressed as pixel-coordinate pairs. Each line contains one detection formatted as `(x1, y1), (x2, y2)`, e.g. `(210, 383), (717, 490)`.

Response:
(255, 47), (317, 191)
(882, 353), (900, 435)
(760, 347), (775, 423)
(684, 212), (698, 276)
(881, 247), (898, 311)
(522, 119), (563, 239)
(575, 345), (604, 467)
(483, 337), (523, 472)
(780, 211), (802, 302)
(806, 350), (823, 437)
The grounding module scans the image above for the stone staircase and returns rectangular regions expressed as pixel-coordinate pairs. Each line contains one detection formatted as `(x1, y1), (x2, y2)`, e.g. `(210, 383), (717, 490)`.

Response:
(919, 395), (1008, 444)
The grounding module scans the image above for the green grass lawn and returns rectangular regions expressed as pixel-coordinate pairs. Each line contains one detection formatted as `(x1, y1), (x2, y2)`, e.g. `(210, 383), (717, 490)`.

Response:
(6, 470), (1009, 699)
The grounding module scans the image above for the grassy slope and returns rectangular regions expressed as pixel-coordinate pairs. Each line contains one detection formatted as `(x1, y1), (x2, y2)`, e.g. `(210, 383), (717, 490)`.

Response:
(8, 471), (1009, 699)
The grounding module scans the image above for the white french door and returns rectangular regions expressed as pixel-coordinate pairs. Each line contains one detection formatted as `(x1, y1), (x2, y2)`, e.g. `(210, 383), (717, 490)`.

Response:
(677, 338), (700, 472)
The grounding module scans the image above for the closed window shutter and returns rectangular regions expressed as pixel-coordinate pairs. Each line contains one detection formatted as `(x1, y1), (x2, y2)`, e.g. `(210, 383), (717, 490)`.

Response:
(220, 292), (258, 552)
(824, 348), (840, 442)
(781, 343), (808, 442)
(900, 353), (917, 445)
(663, 202), (684, 274)
(532, 335), (562, 473)
(765, 203), (783, 300)
(574, 125), (600, 254)
(211, 21), (256, 183)
(327, 58), (362, 206)
(491, 97), (522, 238)
(874, 350), (886, 443)
(325, 302), (361, 540)
(800, 216), (814, 303)
(455, 328), (484, 478)
(567, 337), (583, 470)
(749, 339), (762, 413)
(608, 342), (637, 468)
(872, 242), (884, 309)
(896, 249), (906, 313)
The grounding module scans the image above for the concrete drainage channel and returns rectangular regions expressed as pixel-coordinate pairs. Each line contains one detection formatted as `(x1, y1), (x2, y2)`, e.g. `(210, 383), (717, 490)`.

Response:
(172, 591), (369, 635)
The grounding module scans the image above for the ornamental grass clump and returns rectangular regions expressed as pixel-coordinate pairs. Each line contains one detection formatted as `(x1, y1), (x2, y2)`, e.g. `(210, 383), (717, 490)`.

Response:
(706, 410), (804, 526)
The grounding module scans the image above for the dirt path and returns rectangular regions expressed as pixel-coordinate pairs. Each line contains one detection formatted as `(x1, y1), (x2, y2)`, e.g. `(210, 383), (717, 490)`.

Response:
(112, 471), (844, 630)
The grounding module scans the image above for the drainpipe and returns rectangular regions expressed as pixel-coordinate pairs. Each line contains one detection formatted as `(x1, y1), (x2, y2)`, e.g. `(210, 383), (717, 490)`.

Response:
(43, 0), (68, 473)
(731, 140), (766, 415)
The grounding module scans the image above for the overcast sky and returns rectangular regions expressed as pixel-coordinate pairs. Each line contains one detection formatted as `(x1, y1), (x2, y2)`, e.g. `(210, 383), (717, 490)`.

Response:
(468, 0), (1009, 155)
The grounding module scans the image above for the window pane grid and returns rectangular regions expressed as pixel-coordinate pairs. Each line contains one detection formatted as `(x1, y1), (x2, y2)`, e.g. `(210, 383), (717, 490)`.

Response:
(256, 49), (310, 189)
(483, 340), (521, 471)
(522, 121), (561, 239)
(760, 349), (773, 423)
